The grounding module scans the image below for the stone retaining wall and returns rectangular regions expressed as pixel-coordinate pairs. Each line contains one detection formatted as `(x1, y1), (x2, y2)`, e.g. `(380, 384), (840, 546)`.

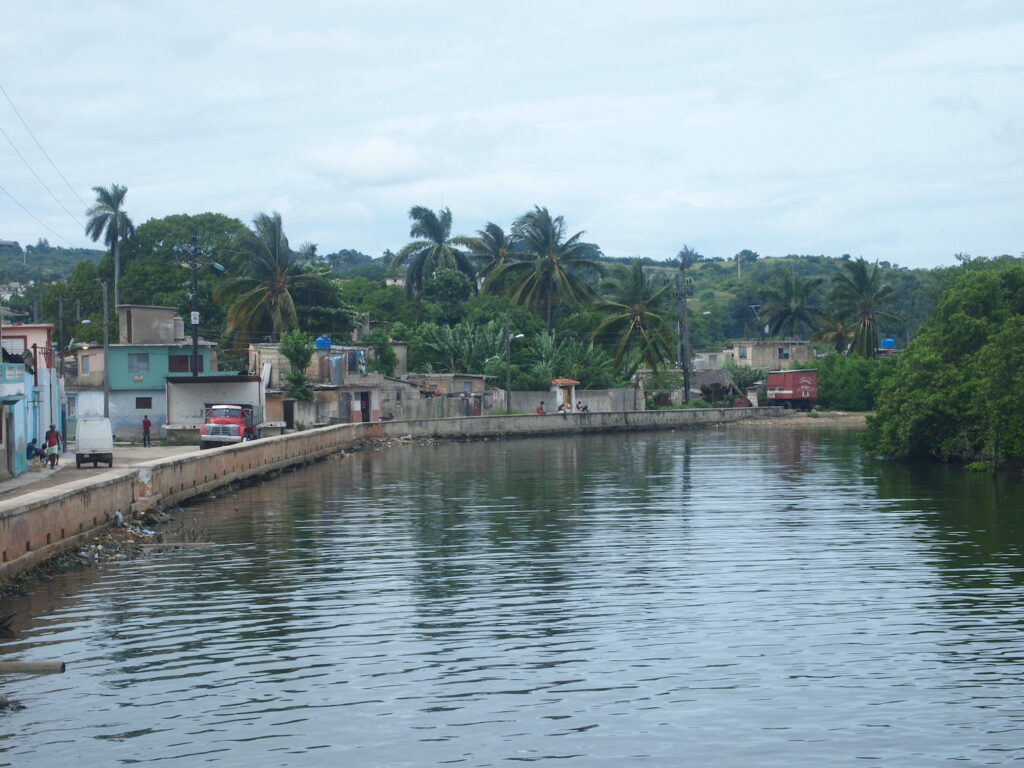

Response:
(1, 408), (781, 581)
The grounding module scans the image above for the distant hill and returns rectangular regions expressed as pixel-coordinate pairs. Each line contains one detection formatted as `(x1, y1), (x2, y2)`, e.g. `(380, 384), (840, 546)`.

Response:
(0, 240), (105, 282)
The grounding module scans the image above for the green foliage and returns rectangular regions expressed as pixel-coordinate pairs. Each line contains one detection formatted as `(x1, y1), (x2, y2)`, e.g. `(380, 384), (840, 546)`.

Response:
(810, 354), (894, 411)
(278, 330), (314, 371)
(283, 369), (313, 401)
(217, 212), (334, 350)
(0, 243), (104, 282)
(646, 369), (684, 395)
(863, 260), (1024, 465)
(721, 359), (767, 391)
(521, 331), (620, 390)
(279, 330), (314, 401)
(592, 259), (674, 376)
(421, 267), (474, 324)
(364, 329), (398, 376)
(487, 206), (604, 329)
(759, 267), (822, 338)
(392, 206), (476, 295)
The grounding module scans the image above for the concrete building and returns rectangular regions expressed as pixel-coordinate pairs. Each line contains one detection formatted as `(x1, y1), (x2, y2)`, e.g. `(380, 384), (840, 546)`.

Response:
(719, 340), (814, 369)
(1, 323), (62, 445)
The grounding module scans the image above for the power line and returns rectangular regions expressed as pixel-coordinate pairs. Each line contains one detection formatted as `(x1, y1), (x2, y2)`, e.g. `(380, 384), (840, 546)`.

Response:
(0, 121), (84, 229)
(0, 179), (78, 247)
(0, 82), (89, 209)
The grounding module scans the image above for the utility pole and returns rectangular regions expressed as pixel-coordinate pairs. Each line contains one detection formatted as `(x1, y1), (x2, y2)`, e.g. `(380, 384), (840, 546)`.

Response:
(173, 234), (221, 377)
(676, 252), (692, 404)
(102, 281), (110, 418)
(190, 239), (200, 377)
(57, 296), (64, 378)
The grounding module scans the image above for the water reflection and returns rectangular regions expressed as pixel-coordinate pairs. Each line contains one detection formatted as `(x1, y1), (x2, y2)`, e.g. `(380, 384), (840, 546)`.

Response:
(2, 429), (1023, 766)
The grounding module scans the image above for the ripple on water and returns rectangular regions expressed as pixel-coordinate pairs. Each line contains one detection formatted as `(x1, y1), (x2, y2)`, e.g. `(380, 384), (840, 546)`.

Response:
(2, 430), (1024, 766)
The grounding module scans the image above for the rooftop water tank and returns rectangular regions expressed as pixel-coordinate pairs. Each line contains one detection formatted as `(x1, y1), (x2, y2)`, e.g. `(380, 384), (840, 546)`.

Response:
(315, 335), (332, 350)
(880, 338), (896, 349)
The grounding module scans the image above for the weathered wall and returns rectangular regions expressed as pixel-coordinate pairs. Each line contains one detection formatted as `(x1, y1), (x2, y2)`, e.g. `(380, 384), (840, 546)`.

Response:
(1, 407), (782, 582)
(0, 472), (135, 579)
(166, 380), (262, 425)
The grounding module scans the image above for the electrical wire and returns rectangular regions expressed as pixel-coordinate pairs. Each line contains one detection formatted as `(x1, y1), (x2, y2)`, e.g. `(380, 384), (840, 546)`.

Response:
(0, 83), (89, 209)
(0, 120), (84, 229)
(0, 179), (78, 247)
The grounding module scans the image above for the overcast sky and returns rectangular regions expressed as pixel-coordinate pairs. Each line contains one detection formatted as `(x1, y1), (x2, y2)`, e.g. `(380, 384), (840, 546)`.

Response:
(2, 1), (1022, 269)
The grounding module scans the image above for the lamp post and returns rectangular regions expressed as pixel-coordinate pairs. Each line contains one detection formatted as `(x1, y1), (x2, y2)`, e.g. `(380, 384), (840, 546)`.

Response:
(503, 313), (524, 409)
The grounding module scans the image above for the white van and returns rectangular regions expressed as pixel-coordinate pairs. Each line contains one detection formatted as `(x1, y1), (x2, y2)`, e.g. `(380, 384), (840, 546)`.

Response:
(75, 417), (114, 468)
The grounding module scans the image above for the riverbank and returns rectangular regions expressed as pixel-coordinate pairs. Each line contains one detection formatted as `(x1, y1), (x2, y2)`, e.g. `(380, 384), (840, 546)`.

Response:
(733, 410), (869, 428)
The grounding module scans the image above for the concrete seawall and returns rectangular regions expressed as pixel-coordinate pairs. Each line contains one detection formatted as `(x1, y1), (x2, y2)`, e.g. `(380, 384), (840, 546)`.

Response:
(1, 407), (781, 580)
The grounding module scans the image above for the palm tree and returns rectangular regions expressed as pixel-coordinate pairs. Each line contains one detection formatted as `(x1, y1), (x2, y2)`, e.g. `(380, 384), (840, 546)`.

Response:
(829, 258), (896, 357)
(813, 315), (856, 354)
(85, 183), (134, 308)
(216, 212), (330, 350)
(592, 259), (674, 375)
(487, 206), (604, 329)
(759, 267), (822, 338)
(468, 222), (514, 286)
(391, 206), (476, 295)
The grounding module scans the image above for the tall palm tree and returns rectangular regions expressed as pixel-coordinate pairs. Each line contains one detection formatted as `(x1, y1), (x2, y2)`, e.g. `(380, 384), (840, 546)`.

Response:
(488, 206), (604, 329)
(85, 183), (134, 308)
(829, 258), (896, 357)
(760, 267), (822, 338)
(592, 259), (674, 375)
(391, 206), (476, 295)
(468, 222), (514, 286)
(216, 212), (330, 350)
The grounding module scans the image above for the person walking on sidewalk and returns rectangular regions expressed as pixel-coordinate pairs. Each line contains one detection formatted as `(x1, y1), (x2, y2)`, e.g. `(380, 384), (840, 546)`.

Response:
(44, 424), (62, 469)
(142, 414), (152, 447)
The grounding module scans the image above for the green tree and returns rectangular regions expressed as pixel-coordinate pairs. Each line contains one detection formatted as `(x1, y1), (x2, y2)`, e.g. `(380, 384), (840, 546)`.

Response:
(592, 259), (674, 375)
(488, 206), (604, 329)
(813, 314), (856, 354)
(760, 267), (822, 338)
(391, 206), (476, 295)
(85, 183), (134, 307)
(863, 260), (1024, 465)
(829, 257), (896, 357)
(363, 329), (399, 376)
(278, 329), (314, 400)
(216, 212), (331, 351)
(421, 267), (474, 325)
(468, 222), (514, 283)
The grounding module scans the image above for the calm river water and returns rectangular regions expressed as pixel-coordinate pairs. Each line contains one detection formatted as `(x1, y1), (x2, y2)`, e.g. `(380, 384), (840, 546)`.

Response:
(2, 426), (1024, 766)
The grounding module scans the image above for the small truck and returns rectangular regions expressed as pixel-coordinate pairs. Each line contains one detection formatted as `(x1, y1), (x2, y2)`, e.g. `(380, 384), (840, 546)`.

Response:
(198, 404), (263, 450)
(766, 369), (818, 410)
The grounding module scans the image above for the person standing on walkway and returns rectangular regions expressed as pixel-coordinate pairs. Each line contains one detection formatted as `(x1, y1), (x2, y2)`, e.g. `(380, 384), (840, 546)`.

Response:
(44, 424), (62, 469)
(142, 414), (152, 447)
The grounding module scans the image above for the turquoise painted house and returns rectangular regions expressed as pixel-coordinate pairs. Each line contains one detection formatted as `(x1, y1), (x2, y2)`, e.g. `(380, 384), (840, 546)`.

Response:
(106, 306), (216, 440)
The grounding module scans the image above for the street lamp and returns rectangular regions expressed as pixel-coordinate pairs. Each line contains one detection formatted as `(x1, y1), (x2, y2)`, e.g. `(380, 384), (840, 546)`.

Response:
(503, 313), (525, 408)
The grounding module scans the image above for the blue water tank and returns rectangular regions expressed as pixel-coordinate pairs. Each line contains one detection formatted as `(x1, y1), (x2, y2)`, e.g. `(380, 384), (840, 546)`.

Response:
(880, 338), (896, 349)
(315, 335), (332, 350)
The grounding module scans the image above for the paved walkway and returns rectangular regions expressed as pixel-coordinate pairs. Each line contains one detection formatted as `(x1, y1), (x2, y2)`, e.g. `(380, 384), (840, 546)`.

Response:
(0, 444), (199, 502)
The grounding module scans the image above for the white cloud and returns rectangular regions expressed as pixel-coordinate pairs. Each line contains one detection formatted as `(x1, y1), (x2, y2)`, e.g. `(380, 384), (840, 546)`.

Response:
(1, 1), (1022, 266)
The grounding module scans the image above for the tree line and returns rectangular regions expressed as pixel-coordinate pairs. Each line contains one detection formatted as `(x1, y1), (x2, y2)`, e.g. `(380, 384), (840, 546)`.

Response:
(6, 183), (1022, 467)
